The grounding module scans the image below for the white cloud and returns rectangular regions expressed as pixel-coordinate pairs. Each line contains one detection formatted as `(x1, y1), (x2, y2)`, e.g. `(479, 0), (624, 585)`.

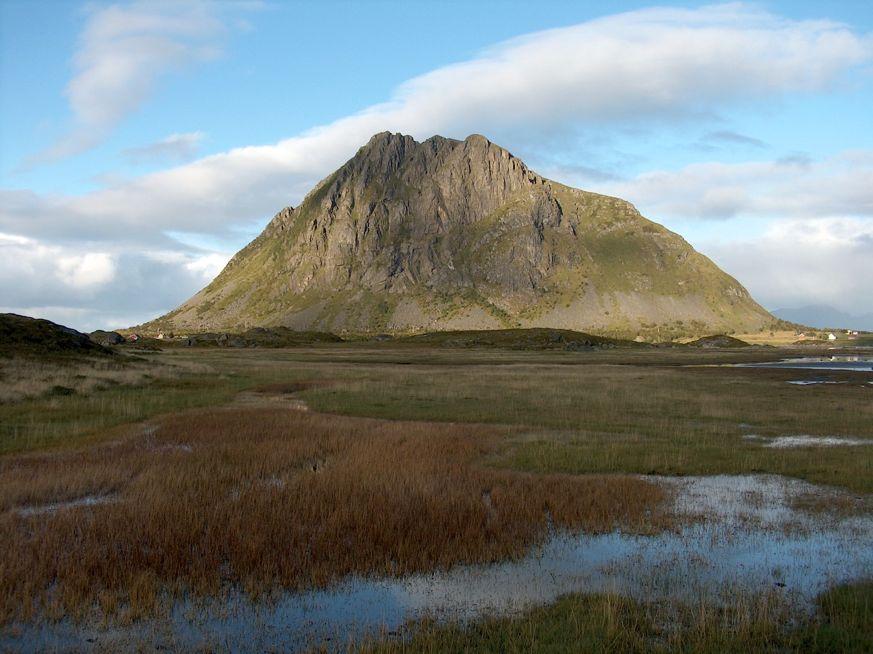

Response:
(703, 217), (873, 315)
(145, 249), (231, 281)
(0, 236), (115, 293)
(184, 252), (230, 279)
(122, 131), (205, 164)
(56, 252), (116, 288)
(26, 1), (228, 165)
(0, 235), (230, 330)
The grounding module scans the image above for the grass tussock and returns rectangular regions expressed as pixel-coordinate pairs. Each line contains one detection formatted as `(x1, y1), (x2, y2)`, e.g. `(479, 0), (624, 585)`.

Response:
(367, 582), (873, 653)
(0, 405), (664, 625)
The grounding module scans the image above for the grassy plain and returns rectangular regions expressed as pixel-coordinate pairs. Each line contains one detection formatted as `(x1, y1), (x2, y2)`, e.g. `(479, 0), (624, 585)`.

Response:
(1, 341), (871, 649)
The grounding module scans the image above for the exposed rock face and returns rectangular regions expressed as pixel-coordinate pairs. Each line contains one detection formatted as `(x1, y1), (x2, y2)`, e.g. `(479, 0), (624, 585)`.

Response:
(148, 132), (773, 339)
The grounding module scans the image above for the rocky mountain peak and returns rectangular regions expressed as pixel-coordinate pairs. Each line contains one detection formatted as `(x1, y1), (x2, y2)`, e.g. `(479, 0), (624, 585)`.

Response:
(147, 132), (773, 339)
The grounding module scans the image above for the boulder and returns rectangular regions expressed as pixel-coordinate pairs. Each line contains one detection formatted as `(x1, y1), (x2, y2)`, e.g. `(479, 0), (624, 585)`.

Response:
(89, 330), (125, 346)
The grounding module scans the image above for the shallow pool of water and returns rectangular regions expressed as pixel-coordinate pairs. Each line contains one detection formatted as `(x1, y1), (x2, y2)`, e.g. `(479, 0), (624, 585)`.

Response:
(739, 356), (873, 372)
(4, 475), (871, 653)
(15, 494), (118, 518)
(742, 433), (872, 449)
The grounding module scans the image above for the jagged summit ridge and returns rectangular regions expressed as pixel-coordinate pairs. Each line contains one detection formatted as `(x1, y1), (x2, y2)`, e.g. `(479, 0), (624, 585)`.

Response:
(148, 132), (773, 339)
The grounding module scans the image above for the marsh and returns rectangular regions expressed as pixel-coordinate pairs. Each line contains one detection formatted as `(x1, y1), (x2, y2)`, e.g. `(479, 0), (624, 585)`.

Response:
(1, 343), (871, 651)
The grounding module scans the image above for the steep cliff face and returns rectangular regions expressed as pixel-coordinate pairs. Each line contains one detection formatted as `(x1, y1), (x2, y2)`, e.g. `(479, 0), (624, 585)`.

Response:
(147, 132), (773, 339)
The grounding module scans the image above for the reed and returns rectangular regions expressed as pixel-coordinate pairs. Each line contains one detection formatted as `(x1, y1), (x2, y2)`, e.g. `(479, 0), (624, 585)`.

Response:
(0, 404), (664, 624)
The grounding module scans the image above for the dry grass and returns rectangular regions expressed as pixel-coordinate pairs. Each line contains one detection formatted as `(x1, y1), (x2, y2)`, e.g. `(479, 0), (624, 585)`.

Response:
(0, 355), (211, 403)
(733, 330), (807, 346)
(0, 401), (664, 624)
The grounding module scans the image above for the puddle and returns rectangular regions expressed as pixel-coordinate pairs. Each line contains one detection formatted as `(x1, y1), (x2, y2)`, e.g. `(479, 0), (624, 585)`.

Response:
(787, 380), (846, 386)
(743, 434), (870, 449)
(4, 475), (871, 653)
(14, 494), (118, 518)
(767, 436), (869, 449)
(151, 443), (193, 453)
(738, 356), (873, 372)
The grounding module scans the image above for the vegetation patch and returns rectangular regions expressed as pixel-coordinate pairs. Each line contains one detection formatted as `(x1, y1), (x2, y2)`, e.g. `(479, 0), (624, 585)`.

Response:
(0, 406), (665, 624)
(688, 334), (753, 348)
(397, 328), (641, 350)
(366, 582), (873, 653)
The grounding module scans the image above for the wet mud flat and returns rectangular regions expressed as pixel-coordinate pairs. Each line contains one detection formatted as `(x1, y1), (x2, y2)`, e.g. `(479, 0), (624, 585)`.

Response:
(3, 474), (871, 653)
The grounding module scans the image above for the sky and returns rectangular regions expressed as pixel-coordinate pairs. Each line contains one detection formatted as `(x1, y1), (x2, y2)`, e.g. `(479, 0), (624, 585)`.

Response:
(1, 0), (872, 331)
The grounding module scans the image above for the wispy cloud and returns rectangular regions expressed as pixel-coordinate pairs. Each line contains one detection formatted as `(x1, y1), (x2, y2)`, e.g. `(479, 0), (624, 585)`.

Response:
(595, 151), (873, 220)
(698, 130), (767, 150)
(122, 131), (205, 164)
(24, 1), (231, 167)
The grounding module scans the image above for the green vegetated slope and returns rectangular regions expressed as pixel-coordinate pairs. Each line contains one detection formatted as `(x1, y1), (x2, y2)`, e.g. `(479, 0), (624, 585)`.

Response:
(144, 132), (774, 340)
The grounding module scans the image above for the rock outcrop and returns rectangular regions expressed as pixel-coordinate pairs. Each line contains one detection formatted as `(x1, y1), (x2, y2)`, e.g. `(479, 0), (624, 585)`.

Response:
(146, 132), (774, 339)
(89, 330), (125, 346)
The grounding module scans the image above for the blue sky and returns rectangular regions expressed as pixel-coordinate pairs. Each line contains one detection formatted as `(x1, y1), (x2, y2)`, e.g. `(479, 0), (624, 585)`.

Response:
(1, 1), (872, 330)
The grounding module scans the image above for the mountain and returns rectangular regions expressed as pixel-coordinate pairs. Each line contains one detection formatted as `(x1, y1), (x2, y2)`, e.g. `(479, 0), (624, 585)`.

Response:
(773, 306), (873, 332)
(146, 132), (774, 340)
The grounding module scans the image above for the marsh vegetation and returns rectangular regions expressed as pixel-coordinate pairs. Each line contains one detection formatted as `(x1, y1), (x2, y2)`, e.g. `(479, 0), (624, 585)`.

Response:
(0, 342), (871, 651)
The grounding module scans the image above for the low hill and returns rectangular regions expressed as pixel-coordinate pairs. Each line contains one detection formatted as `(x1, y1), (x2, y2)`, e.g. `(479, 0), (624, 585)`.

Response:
(0, 314), (110, 356)
(687, 334), (752, 348)
(396, 328), (641, 350)
(179, 327), (343, 348)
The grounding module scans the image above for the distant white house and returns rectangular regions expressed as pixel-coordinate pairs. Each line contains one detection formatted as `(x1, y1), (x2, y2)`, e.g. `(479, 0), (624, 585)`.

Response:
(827, 333), (837, 341)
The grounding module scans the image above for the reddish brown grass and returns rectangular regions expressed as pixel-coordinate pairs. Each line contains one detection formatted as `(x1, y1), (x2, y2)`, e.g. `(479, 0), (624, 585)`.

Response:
(0, 404), (665, 624)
